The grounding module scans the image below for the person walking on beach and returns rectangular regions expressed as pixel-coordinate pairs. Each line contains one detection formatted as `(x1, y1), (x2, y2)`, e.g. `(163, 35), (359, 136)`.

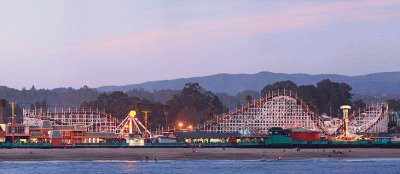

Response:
(262, 154), (267, 159)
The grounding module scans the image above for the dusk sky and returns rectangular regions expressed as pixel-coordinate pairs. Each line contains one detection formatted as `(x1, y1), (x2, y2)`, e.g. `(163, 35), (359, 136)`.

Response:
(1, 0), (400, 89)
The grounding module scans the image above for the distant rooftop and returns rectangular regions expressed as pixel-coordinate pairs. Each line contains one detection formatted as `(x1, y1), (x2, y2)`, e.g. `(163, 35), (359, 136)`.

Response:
(52, 124), (86, 131)
(174, 132), (241, 139)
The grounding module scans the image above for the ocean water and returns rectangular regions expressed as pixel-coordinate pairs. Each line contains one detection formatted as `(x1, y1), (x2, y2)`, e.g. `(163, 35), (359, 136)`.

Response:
(0, 158), (399, 174)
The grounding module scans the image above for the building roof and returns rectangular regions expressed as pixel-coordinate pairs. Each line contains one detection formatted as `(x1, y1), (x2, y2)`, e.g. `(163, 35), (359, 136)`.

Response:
(53, 125), (75, 130)
(50, 130), (62, 138)
(291, 127), (321, 133)
(360, 133), (400, 138)
(41, 120), (52, 129)
(52, 124), (86, 131)
(29, 126), (40, 130)
(174, 132), (241, 139)
(6, 123), (28, 127)
(157, 135), (176, 139)
(74, 124), (86, 131)
(268, 127), (291, 135)
(129, 134), (143, 138)
(30, 132), (42, 138)
(84, 132), (116, 138)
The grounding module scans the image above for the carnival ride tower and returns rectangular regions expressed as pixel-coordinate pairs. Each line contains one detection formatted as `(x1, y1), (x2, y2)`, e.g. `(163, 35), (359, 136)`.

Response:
(340, 105), (351, 137)
(335, 105), (360, 141)
(116, 110), (152, 146)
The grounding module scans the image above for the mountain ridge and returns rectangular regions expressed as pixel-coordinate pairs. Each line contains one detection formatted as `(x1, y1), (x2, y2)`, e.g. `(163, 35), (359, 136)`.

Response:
(97, 71), (400, 96)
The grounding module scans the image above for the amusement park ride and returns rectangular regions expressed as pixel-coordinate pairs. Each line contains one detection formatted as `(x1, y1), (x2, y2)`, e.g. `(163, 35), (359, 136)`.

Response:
(19, 89), (391, 147)
(205, 89), (389, 139)
(335, 105), (359, 141)
(116, 110), (152, 146)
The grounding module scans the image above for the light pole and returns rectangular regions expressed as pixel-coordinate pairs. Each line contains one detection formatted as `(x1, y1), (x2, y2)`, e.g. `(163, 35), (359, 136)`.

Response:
(188, 125), (193, 132)
(142, 110), (151, 129)
(10, 102), (16, 144)
(178, 122), (183, 132)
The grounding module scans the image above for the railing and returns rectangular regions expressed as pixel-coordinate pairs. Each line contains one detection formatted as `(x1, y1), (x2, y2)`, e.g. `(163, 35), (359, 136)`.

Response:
(24, 107), (105, 115)
(144, 142), (188, 147)
(0, 143), (52, 147)
(74, 143), (129, 147)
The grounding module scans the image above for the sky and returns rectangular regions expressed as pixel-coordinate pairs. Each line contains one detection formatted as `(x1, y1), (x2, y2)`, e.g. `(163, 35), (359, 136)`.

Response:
(0, 0), (400, 89)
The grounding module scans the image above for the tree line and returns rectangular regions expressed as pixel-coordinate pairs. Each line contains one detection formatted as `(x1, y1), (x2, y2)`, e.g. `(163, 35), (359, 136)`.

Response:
(260, 79), (353, 116)
(1, 79), (400, 128)
(80, 83), (225, 130)
(76, 80), (366, 129)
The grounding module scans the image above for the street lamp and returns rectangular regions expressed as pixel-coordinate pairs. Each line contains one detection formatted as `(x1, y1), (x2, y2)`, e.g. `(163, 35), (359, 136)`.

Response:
(178, 122), (183, 131)
(188, 125), (193, 131)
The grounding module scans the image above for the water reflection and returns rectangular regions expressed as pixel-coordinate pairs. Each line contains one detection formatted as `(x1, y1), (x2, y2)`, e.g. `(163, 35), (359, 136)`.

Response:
(120, 160), (138, 172)
(1, 159), (400, 174)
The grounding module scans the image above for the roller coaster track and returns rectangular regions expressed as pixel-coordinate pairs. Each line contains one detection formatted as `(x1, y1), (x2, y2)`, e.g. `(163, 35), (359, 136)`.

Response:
(333, 103), (388, 134)
(205, 90), (328, 135)
(23, 107), (120, 133)
(206, 90), (389, 135)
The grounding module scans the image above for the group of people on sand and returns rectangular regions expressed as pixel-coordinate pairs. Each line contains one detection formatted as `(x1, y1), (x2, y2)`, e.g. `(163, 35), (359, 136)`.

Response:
(145, 156), (158, 162)
(190, 142), (203, 153)
(260, 148), (352, 160)
(262, 154), (282, 160)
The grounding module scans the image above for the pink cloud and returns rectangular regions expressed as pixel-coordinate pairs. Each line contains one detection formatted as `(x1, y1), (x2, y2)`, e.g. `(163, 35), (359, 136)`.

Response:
(52, 0), (400, 56)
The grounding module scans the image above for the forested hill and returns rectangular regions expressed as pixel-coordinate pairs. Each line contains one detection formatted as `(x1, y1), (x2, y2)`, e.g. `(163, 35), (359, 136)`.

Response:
(97, 71), (400, 96)
(0, 85), (99, 107)
(1, 71), (400, 109)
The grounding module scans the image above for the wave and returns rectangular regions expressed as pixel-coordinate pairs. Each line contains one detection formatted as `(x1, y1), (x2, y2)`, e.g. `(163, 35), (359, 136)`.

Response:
(343, 158), (400, 162)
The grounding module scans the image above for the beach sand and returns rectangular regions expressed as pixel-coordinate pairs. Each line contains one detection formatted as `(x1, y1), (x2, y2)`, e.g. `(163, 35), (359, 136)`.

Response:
(1, 148), (400, 161)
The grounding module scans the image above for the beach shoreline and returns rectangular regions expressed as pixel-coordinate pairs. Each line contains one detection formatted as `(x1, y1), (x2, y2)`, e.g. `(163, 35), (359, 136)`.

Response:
(1, 148), (400, 161)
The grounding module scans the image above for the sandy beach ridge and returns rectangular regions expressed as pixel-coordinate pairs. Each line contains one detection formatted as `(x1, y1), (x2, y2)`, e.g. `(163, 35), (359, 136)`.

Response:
(1, 148), (400, 161)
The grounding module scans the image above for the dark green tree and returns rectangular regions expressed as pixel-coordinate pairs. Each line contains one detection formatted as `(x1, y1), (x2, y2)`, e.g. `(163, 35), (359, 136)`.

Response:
(80, 91), (166, 130)
(352, 99), (366, 112)
(260, 79), (353, 116)
(261, 80), (298, 96)
(315, 79), (352, 116)
(387, 99), (400, 111)
(167, 83), (225, 125)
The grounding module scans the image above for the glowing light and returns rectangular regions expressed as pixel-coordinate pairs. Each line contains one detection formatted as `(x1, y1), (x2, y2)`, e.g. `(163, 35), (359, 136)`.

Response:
(188, 125), (193, 129)
(340, 105), (351, 110)
(178, 122), (184, 131)
(340, 105), (351, 137)
(129, 110), (137, 117)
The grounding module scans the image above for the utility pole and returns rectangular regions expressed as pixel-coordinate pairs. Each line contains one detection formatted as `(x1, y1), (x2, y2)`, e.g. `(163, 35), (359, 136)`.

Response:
(10, 102), (16, 144)
(142, 110), (151, 129)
